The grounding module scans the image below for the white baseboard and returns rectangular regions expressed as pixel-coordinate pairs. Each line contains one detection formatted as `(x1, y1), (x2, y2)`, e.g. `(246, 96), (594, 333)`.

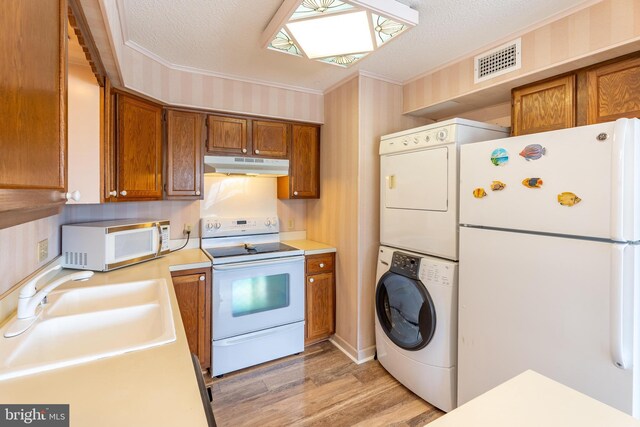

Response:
(329, 335), (376, 365)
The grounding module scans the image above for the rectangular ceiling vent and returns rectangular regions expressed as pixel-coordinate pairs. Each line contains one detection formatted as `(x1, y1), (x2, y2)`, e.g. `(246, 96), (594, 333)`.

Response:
(474, 38), (521, 84)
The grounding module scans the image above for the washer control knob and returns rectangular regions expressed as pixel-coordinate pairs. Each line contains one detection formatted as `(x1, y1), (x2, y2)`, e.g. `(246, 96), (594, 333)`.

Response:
(413, 136), (419, 144)
(271, 217), (278, 227)
(265, 219), (272, 226)
(213, 221), (221, 229)
(425, 135), (430, 143)
(206, 222), (214, 230)
(403, 139), (409, 146)
(436, 129), (448, 141)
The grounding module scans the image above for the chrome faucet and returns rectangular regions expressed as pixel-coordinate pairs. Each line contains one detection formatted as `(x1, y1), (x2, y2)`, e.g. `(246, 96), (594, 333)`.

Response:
(4, 264), (94, 338)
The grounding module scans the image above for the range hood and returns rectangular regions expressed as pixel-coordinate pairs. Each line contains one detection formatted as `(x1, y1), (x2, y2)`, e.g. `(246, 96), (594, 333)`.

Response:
(204, 155), (289, 177)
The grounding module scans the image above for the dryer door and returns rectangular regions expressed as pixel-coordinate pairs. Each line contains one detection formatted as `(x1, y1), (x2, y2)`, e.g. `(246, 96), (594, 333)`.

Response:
(375, 271), (436, 351)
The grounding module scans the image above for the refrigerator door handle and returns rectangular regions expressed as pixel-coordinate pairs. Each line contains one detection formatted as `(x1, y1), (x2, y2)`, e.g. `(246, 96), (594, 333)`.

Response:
(610, 244), (632, 370)
(610, 119), (628, 242)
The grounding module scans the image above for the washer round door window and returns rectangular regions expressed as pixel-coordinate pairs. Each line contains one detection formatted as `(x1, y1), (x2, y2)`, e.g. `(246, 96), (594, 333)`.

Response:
(376, 270), (436, 351)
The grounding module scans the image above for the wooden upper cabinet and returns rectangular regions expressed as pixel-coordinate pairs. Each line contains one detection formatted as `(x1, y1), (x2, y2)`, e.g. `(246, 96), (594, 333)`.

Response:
(0, 0), (67, 228)
(278, 124), (320, 199)
(586, 56), (640, 124)
(512, 75), (575, 136)
(252, 120), (289, 158)
(165, 110), (204, 199)
(206, 115), (248, 155)
(115, 93), (163, 201)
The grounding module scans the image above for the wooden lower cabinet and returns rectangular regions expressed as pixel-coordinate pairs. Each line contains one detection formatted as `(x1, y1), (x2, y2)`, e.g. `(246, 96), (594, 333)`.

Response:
(171, 268), (211, 371)
(305, 253), (336, 345)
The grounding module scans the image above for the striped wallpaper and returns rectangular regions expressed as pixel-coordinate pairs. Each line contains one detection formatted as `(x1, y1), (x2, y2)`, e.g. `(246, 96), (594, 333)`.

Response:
(306, 75), (428, 360)
(97, 0), (324, 124)
(404, 0), (640, 115)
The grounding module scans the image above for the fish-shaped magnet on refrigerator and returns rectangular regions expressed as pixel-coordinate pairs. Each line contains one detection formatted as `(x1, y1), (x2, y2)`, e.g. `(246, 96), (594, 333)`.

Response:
(557, 192), (581, 206)
(522, 178), (543, 188)
(473, 188), (487, 198)
(490, 148), (509, 166)
(519, 144), (546, 161)
(490, 181), (506, 191)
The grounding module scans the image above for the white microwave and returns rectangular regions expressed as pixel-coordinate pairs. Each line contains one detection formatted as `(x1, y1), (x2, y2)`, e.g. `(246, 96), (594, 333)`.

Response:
(62, 219), (170, 271)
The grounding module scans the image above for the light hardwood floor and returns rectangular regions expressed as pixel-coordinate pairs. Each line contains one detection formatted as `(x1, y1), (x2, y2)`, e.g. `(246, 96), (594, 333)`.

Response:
(209, 341), (444, 426)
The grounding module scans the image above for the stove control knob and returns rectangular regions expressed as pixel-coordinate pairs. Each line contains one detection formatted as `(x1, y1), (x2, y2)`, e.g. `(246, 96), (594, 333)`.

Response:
(265, 219), (272, 227)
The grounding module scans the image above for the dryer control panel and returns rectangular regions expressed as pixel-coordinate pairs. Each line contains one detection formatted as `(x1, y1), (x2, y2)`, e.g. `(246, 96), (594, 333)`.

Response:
(390, 251), (421, 280)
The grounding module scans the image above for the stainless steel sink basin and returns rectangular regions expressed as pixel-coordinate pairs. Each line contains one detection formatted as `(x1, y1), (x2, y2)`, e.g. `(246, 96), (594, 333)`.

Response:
(0, 279), (176, 381)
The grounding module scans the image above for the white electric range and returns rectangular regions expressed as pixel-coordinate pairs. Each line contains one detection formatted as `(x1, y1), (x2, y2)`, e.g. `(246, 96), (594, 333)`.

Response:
(200, 216), (305, 377)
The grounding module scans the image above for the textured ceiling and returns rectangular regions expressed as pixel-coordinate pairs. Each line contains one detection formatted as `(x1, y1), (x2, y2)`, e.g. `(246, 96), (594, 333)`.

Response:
(121, 0), (592, 92)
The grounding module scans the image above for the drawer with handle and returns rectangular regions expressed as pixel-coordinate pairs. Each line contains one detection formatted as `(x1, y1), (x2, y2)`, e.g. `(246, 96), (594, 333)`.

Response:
(305, 253), (334, 274)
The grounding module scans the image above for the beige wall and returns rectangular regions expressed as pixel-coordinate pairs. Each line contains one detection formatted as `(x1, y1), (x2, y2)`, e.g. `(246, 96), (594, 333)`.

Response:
(307, 76), (360, 354)
(0, 215), (65, 296)
(98, 0), (324, 124)
(307, 75), (428, 360)
(404, 0), (640, 116)
(442, 101), (512, 128)
(357, 76), (429, 356)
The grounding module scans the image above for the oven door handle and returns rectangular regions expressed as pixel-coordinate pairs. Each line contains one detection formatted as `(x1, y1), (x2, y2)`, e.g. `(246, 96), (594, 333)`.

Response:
(213, 255), (305, 271)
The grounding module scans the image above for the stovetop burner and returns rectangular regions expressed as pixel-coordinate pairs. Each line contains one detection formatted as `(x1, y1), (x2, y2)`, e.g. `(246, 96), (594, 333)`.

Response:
(204, 242), (300, 259)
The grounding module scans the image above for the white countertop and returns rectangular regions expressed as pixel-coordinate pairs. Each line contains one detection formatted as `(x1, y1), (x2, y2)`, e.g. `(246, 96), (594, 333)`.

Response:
(0, 249), (212, 427)
(282, 239), (336, 255)
(429, 370), (640, 427)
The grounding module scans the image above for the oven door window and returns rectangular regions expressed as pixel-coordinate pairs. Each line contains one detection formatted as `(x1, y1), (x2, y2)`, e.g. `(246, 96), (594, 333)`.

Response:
(231, 273), (290, 317)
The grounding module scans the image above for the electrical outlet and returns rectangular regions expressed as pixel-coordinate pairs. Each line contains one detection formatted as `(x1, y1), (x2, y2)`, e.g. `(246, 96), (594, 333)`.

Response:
(288, 219), (295, 230)
(183, 223), (192, 234)
(37, 239), (48, 263)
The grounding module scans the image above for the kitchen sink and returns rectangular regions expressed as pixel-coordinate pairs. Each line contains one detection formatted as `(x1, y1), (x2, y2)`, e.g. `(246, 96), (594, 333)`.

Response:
(0, 279), (176, 381)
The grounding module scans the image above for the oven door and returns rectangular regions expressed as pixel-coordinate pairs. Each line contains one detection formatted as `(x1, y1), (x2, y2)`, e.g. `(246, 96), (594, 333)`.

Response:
(212, 256), (305, 340)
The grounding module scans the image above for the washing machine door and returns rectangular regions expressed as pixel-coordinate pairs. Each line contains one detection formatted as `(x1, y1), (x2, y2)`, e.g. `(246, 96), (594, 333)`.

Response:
(376, 271), (436, 351)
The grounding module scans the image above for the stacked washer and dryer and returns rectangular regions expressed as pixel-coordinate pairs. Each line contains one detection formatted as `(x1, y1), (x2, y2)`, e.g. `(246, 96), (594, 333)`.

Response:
(375, 118), (508, 412)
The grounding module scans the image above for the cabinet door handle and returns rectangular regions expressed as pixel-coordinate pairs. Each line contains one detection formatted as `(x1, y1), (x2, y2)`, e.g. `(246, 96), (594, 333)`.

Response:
(195, 190), (201, 196)
(309, 277), (314, 283)
(199, 276), (205, 281)
(120, 190), (127, 196)
(242, 148), (247, 154)
(319, 263), (325, 268)
(62, 190), (81, 201)
(254, 149), (260, 154)
(109, 190), (117, 197)
(293, 191), (298, 196)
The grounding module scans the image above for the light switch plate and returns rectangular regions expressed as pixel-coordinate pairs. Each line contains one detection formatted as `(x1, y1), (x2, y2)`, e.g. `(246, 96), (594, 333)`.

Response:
(37, 239), (48, 263)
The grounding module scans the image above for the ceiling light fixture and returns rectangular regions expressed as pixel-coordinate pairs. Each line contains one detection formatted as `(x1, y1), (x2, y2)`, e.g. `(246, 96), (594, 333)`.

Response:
(262, 0), (418, 67)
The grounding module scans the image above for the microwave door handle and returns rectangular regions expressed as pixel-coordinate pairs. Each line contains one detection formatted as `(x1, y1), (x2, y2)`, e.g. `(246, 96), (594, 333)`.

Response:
(156, 223), (163, 256)
(213, 255), (305, 271)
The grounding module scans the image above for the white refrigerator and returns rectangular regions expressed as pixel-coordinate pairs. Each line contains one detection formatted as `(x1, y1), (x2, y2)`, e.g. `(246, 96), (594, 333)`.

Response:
(457, 118), (640, 416)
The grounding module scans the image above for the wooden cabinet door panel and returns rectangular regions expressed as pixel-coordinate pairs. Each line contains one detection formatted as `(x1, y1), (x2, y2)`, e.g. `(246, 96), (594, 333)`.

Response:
(206, 115), (247, 155)
(0, 0), (67, 227)
(512, 75), (575, 136)
(305, 272), (335, 345)
(587, 56), (640, 124)
(116, 94), (163, 200)
(291, 125), (319, 198)
(252, 121), (289, 158)
(166, 110), (204, 199)
(172, 270), (211, 370)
